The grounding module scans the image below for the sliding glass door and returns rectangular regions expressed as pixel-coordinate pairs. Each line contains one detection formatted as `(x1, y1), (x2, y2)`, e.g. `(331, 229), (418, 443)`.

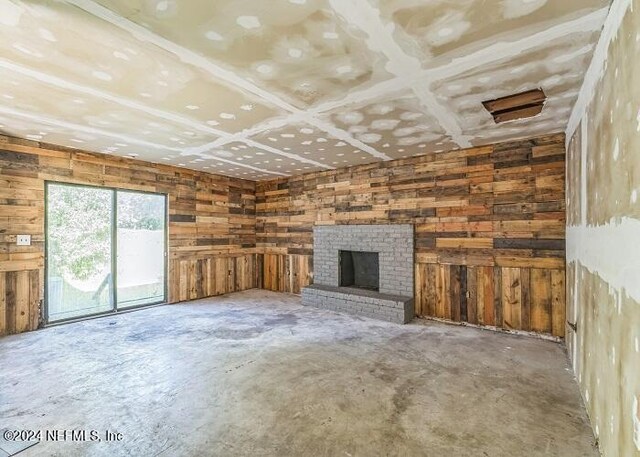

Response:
(46, 184), (114, 321)
(117, 192), (166, 308)
(45, 182), (167, 323)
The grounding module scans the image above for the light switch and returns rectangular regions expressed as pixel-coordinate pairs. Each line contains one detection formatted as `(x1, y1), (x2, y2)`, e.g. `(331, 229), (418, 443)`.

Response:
(16, 235), (31, 246)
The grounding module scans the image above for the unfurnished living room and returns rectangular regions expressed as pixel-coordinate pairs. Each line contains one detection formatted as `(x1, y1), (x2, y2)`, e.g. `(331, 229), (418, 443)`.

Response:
(0, 0), (638, 456)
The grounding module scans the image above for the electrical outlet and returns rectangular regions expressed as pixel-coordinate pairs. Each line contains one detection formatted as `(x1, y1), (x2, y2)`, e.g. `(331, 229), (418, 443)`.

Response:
(16, 235), (31, 246)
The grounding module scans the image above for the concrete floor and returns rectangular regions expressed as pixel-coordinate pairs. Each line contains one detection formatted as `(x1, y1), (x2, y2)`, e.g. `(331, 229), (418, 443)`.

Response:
(0, 289), (597, 457)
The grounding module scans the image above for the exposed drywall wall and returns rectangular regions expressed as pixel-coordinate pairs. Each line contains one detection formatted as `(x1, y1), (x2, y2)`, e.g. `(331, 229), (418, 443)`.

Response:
(0, 134), (256, 336)
(565, 0), (640, 455)
(256, 133), (567, 337)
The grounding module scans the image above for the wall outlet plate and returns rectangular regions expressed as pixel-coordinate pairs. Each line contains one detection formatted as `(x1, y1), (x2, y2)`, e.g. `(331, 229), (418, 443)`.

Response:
(16, 235), (31, 246)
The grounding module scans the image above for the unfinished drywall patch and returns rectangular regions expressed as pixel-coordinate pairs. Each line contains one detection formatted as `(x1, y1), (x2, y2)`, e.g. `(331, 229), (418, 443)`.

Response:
(572, 263), (640, 457)
(380, 0), (608, 61)
(584, 2), (640, 224)
(88, 0), (392, 108)
(566, 122), (582, 226)
(251, 123), (373, 167)
(323, 89), (454, 159)
(565, 1), (640, 456)
(430, 28), (602, 146)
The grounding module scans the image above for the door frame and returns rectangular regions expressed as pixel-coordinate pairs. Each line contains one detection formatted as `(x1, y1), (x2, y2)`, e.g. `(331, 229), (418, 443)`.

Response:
(43, 181), (169, 325)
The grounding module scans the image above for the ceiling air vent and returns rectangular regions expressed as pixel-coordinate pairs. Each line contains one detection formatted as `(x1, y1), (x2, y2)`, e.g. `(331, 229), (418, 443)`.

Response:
(482, 88), (546, 124)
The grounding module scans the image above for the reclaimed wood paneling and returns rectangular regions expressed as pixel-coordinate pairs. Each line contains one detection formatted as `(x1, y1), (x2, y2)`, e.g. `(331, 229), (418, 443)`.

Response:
(0, 269), (40, 335)
(256, 134), (566, 337)
(259, 253), (312, 294)
(168, 255), (256, 303)
(412, 264), (565, 337)
(0, 135), (256, 336)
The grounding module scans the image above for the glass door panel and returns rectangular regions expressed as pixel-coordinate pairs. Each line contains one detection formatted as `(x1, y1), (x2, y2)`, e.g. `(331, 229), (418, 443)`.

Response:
(116, 191), (166, 308)
(46, 183), (114, 322)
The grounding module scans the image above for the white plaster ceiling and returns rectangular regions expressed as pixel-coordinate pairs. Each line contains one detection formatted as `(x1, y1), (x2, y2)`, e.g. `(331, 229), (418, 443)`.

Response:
(0, 0), (611, 180)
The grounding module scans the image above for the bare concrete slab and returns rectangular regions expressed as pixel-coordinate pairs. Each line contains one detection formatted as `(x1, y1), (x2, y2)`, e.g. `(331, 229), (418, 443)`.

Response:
(0, 289), (597, 457)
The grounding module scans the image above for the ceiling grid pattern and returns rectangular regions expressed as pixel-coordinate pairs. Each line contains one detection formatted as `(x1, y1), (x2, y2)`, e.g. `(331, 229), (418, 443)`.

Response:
(0, 0), (611, 179)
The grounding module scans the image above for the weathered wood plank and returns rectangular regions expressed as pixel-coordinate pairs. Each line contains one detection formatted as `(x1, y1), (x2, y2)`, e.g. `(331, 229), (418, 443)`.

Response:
(551, 270), (566, 337)
(466, 266), (477, 324)
(0, 272), (6, 335)
(531, 269), (552, 333)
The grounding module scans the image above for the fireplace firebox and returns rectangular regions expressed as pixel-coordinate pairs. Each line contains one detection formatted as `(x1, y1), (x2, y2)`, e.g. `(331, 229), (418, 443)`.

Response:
(339, 250), (379, 291)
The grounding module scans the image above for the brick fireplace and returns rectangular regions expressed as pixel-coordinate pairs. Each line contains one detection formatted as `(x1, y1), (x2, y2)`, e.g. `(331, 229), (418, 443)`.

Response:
(301, 225), (414, 324)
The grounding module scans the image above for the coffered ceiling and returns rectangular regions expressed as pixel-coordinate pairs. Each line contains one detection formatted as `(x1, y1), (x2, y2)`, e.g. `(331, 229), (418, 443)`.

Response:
(0, 0), (610, 180)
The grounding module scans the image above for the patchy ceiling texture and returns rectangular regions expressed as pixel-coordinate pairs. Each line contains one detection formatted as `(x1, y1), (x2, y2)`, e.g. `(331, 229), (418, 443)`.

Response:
(0, 0), (611, 180)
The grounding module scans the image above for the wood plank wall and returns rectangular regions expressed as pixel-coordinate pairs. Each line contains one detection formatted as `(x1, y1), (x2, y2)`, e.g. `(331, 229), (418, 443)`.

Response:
(0, 135), (256, 336)
(256, 133), (566, 337)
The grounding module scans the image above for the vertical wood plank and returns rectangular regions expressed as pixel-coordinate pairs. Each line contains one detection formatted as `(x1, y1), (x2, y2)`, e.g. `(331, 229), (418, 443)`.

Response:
(168, 259), (177, 303)
(15, 271), (30, 333)
(280, 255), (287, 292)
(520, 268), (531, 331)
(249, 255), (257, 289)
(467, 266), (477, 324)
(204, 258), (212, 296)
(501, 268), (522, 330)
(208, 257), (216, 296)
(0, 272), (6, 335)
(188, 260), (197, 300)
(414, 264), (425, 316)
(551, 270), (566, 337)
(493, 266), (502, 328)
(197, 259), (205, 299)
(227, 257), (236, 293)
(460, 265), (468, 322)
(256, 254), (264, 290)
(450, 266), (461, 322)
(28, 270), (40, 331)
(215, 258), (227, 295)
(476, 268), (485, 325)
(265, 254), (273, 291)
(482, 267), (495, 326)
(426, 264), (437, 317)
(179, 261), (188, 302)
(436, 265), (451, 319)
(5, 271), (16, 334)
(531, 269), (552, 333)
